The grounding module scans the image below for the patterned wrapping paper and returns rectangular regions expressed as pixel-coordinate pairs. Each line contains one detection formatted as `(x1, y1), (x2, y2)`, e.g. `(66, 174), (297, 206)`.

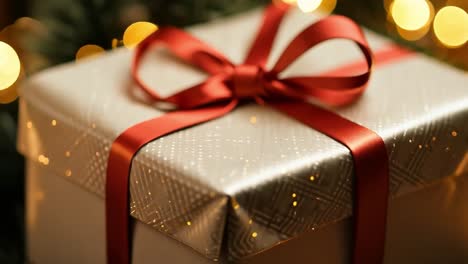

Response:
(18, 7), (468, 262)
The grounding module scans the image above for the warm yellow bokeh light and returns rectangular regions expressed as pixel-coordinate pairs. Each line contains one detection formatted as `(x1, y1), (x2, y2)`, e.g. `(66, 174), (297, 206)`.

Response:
(123, 21), (158, 48)
(394, 1), (434, 41)
(281, 0), (297, 4)
(0, 41), (21, 91)
(0, 83), (19, 104)
(111, 38), (119, 49)
(433, 6), (468, 48)
(396, 25), (430, 41)
(391, 0), (431, 31)
(297, 0), (323, 13)
(317, 0), (337, 15)
(75, 44), (105, 61)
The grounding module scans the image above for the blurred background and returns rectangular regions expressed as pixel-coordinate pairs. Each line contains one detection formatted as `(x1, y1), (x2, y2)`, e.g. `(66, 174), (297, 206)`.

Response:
(0, 0), (466, 263)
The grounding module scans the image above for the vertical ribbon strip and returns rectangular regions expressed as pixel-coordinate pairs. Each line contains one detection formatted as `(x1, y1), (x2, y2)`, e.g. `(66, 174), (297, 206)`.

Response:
(106, 3), (413, 264)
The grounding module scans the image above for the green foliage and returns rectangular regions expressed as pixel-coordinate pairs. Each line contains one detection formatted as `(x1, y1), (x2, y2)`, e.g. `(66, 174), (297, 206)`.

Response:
(32, 0), (269, 66)
(32, 0), (123, 65)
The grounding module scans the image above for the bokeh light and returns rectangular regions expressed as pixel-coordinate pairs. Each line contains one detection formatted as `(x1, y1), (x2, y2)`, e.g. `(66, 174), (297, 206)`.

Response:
(281, 0), (297, 4)
(0, 84), (19, 104)
(0, 41), (21, 91)
(297, 0), (323, 13)
(111, 38), (119, 49)
(391, 0), (431, 31)
(317, 0), (336, 15)
(433, 6), (468, 48)
(75, 44), (105, 61)
(393, 0), (434, 41)
(396, 25), (431, 41)
(122, 21), (158, 48)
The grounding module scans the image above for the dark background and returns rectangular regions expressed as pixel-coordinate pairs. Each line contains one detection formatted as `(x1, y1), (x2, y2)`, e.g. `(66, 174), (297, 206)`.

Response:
(1, 1), (29, 261)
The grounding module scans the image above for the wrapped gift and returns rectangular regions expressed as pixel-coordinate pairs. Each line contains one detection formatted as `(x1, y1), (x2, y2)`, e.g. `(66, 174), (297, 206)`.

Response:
(18, 4), (468, 264)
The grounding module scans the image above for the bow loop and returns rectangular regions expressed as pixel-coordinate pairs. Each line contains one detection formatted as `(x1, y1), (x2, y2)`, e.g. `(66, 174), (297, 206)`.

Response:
(271, 15), (371, 74)
(132, 27), (234, 104)
(267, 15), (373, 106)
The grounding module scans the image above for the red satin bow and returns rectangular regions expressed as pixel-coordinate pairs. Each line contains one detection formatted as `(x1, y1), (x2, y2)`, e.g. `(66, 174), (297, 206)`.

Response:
(106, 3), (412, 264)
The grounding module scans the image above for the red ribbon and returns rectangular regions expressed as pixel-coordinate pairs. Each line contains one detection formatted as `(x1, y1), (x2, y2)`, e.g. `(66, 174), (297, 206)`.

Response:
(106, 3), (413, 264)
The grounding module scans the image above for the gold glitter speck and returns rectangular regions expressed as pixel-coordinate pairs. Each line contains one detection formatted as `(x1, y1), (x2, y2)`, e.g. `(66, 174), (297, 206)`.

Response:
(418, 144), (422, 149)
(293, 201), (298, 207)
(251, 232), (258, 238)
(65, 151), (71, 157)
(310, 175), (315, 181)
(292, 193), (297, 198)
(186, 221), (192, 226)
(38, 154), (50, 165)
(65, 169), (72, 177)
(432, 136), (437, 141)
(249, 116), (257, 124)
(451, 131), (458, 137)
(26, 122), (32, 128)
(248, 219), (253, 225)
(232, 199), (240, 210)
(51, 120), (57, 126)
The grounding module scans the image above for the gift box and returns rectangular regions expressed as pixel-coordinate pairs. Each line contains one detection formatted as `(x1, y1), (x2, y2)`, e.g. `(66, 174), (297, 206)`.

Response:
(18, 4), (468, 264)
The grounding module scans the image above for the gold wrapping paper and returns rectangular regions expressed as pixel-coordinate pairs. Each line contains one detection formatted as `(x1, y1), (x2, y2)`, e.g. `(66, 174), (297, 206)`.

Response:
(18, 7), (468, 262)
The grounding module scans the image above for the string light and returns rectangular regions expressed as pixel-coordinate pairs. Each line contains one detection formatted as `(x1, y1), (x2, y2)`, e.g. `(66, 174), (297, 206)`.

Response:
(318, 0), (337, 15)
(390, 0), (431, 31)
(0, 41), (21, 91)
(280, 0), (335, 15)
(433, 6), (468, 48)
(391, 0), (434, 41)
(75, 44), (105, 61)
(0, 41), (21, 104)
(297, 0), (323, 13)
(123, 21), (158, 48)
(111, 38), (119, 49)
(0, 84), (19, 104)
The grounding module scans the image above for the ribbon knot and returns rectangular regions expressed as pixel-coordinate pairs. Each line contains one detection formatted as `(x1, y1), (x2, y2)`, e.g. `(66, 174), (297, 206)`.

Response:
(228, 64), (267, 101)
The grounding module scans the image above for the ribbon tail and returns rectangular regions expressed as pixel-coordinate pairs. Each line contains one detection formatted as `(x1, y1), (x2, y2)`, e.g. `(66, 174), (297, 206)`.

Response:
(244, 3), (290, 66)
(105, 100), (237, 264)
(271, 101), (389, 264)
